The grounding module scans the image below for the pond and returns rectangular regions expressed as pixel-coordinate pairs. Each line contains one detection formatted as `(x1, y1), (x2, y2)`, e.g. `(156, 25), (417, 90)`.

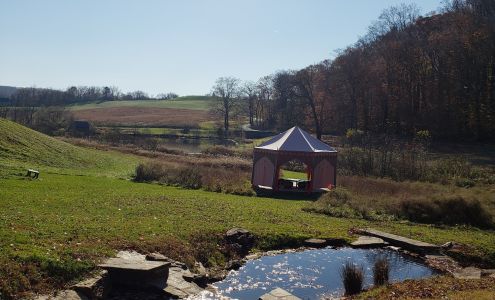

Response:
(209, 247), (437, 300)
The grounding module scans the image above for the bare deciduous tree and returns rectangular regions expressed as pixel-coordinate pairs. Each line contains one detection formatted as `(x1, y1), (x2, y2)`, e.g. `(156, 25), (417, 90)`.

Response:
(210, 77), (240, 137)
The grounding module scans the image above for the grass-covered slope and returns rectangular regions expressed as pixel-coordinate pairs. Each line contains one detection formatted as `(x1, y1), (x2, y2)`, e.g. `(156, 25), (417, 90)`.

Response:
(0, 118), (138, 177)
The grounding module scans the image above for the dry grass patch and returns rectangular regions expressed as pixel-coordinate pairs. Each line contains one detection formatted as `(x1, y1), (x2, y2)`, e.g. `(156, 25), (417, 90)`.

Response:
(356, 276), (495, 300)
(72, 107), (213, 127)
(305, 176), (494, 228)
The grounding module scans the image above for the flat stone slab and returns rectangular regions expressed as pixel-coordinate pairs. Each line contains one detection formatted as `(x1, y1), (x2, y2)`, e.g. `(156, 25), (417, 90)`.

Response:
(304, 238), (328, 248)
(351, 236), (388, 248)
(99, 257), (170, 272)
(93, 251), (205, 298)
(359, 228), (440, 253)
(99, 257), (170, 285)
(259, 287), (301, 300)
(453, 267), (482, 279)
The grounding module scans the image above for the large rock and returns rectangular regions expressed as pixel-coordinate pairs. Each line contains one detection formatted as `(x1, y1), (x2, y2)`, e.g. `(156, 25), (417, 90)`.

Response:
(351, 236), (388, 248)
(259, 287), (301, 300)
(157, 267), (204, 298)
(225, 259), (243, 270)
(303, 238), (347, 248)
(303, 238), (328, 248)
(98, 257), (171, 286)
(146, 252), (187, 269)
(225, 228), (255, 254)
(71, 271), (107, 298)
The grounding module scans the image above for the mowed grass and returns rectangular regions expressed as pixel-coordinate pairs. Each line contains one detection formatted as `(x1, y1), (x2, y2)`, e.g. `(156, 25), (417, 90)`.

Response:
(280, 169), (308, 180)
(1, 118), (495, 297)
(0, 118), (139, 178)
(68, 96), (213, 111)
(2, 172), (495, 297)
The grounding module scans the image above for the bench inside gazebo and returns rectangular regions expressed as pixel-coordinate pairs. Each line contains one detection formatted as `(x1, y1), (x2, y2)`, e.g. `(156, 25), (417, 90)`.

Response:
(251, 126), (337, 193)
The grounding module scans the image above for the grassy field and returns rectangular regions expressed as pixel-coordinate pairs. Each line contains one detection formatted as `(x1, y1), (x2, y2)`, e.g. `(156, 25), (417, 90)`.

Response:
(72, 106), (212, 127)
(68, 96), (213, 111)
(1, 118), (495, 298)
(0, 118), (138, 178)
(2, 172), (495, 298)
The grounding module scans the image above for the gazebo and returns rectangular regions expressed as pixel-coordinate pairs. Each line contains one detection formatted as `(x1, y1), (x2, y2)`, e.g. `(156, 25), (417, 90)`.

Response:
(251, 126), (337, 193)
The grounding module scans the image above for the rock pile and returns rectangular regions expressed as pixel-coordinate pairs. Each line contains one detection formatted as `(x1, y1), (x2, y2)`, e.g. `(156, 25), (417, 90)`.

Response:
(224, 227), (255, 255)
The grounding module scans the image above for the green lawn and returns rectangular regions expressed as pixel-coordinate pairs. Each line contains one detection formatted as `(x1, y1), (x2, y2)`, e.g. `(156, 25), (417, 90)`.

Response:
(2, 172), (495, 297)
(1, 118), (495, 298)
(68, 96), (213, 111)
(280, 169), (308, 180)
(0, 119), (139, 179)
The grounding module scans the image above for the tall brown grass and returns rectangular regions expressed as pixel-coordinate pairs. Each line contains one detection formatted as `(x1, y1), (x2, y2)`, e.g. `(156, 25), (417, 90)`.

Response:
(373, 257), (389, 286)
(133, 161), (254, 196)
(304, 176), (494, 228)
(340, 262), (364, 296)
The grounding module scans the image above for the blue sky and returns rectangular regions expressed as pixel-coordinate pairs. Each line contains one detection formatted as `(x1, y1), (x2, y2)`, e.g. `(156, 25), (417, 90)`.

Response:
(0, 0), (442, 96)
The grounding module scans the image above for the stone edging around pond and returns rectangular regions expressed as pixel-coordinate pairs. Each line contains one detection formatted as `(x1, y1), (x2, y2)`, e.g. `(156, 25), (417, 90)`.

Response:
(36, 227), (495, 299)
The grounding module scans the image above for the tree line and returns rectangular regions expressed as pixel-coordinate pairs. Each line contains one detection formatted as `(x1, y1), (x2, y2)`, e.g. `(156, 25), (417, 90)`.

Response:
(211, 0), (495, 141)
(0, 85), (179, 133)
(2, 86), (179, 108)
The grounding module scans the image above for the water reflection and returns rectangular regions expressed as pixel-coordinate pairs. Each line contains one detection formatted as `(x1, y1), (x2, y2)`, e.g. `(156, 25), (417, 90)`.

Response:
(211, 247), (436, 300)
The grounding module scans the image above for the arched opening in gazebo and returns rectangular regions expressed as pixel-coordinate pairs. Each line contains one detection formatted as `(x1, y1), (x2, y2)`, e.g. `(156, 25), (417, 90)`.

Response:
(278, 159), (310, 191)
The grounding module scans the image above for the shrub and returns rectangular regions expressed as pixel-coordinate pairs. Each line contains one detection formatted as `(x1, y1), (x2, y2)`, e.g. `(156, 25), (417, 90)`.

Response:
(134, 162), (166, 182)
(134, 161), (253, 195)
(345, 128), (365, 146)
(338, 131), (495, 185)
(340, 261), (364, 296)
(373, 257), (389, 286)
(284, 160), (306, 172)
(204, 145), (236, 157)
(165, 167), (202, 189)
(398, 195), (493, 228)
(454, 177), (476, 188)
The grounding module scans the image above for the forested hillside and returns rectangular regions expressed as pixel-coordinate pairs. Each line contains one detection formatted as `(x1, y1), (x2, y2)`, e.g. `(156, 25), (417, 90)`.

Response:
(243, 0), (495, 141)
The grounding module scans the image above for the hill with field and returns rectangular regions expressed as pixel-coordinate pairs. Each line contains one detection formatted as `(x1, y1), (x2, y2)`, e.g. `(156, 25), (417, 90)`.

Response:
(68, 96), (215, 127)
(0, 118), (138, 177)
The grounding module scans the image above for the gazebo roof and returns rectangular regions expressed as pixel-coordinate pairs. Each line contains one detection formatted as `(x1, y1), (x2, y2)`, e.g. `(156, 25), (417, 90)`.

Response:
(255, 126), (337, 153)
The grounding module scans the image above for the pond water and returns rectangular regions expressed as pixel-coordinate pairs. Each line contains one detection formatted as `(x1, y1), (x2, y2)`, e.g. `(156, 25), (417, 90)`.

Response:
(210, 247), (437, 300)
